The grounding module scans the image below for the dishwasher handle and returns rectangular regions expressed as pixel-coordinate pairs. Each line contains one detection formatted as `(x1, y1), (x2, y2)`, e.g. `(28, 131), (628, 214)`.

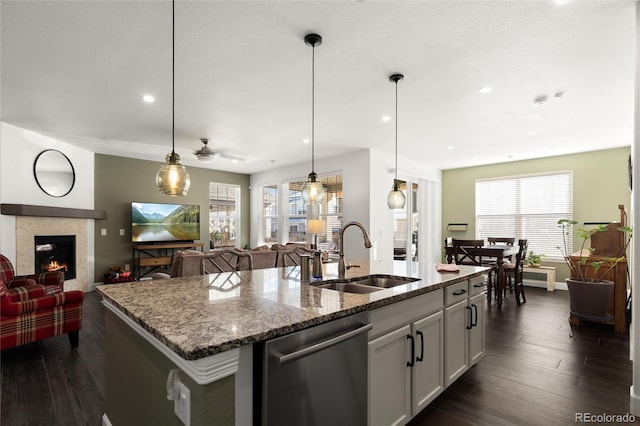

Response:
(274, 323), (373, 365)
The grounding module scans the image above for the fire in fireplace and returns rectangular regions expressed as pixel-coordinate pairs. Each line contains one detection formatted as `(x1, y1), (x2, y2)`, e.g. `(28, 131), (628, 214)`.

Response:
(34, 235), (76, 280)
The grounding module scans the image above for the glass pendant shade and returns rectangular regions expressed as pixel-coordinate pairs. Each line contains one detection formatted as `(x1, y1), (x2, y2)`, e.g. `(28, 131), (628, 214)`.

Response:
(156, 152), (191, 196)
(302, 172), (325, 204)
(387, 180), (406, 209)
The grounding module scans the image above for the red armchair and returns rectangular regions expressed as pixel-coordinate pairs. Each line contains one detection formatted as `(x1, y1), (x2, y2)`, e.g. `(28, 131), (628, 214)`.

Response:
(0, 280), (84, 349)
(0, 254), (64, 294)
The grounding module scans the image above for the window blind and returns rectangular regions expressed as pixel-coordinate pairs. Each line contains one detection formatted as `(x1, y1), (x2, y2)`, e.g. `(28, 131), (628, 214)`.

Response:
(475, 172), (573, 260)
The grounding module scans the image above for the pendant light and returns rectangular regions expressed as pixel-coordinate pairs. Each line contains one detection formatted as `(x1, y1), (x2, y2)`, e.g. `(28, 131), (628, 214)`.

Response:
(387, 73), (405, 209)
(301, 33), (326, 205)
(156, 0), (190, 196)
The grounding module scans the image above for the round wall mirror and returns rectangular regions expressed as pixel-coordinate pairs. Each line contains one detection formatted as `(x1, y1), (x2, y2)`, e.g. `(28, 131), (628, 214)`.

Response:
(33, 149), (76, 197)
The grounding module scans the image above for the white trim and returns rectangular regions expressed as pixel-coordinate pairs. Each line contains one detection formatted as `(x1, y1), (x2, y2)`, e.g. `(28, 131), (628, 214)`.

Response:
(631, 386), (640, 415)
(102, 300), (239, 385)
(523, 279), (567, 291)
(102, 413), (112, 426)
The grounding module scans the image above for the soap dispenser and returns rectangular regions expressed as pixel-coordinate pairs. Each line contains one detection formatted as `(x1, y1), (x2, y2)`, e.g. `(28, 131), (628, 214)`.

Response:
(312, 251), (323, 279)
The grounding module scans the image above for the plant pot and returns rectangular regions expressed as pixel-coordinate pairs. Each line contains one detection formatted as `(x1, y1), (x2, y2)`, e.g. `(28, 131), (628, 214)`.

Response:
(566, 278), (614, 326)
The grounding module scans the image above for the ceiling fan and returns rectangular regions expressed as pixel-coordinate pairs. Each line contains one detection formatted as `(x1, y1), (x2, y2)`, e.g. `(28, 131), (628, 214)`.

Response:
(194, 138), (245, 163)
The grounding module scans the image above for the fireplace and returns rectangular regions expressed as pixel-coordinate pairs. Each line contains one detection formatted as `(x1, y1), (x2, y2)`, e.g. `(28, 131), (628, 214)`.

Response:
(34, 235), (76, 280)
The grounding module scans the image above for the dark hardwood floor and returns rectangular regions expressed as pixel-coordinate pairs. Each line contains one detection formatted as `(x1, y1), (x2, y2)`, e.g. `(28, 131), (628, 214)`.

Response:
(0, 287), (635, 425)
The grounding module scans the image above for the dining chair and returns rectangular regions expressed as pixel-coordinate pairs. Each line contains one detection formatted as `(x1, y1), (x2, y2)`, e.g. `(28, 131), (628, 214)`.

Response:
(201, 249), (253, 274)
(279, 246), (315, 268)
(451, 239), (497, 299)
(503, 239), (528, 305)
(487, 237), (515, 246)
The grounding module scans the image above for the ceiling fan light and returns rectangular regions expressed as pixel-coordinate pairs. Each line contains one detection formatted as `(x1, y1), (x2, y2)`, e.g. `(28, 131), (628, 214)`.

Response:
(156, 152), (190, 196)
(302, 171), (325, 204)
(387, 180), (406, 209)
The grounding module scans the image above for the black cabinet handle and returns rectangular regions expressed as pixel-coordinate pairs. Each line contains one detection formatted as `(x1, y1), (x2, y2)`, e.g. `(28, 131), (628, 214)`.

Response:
(473, 283), (485, 288)
(453, 289), (467, 296)
(416, 330), (424, 362)
(466, 306), (473, 329)
(407, 334), (415, 367)
(472, 304), (478, 327)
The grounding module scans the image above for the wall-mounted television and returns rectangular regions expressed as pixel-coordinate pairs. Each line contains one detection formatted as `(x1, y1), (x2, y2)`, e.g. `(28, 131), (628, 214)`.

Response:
(131, 202), (200, 243)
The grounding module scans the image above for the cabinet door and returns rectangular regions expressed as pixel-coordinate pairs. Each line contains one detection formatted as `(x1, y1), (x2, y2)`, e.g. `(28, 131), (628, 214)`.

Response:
(411, 310), (444, 415)
(444, 299), (469, 387)
(468, 292), (485, 366)
(369, 324), (412, 426)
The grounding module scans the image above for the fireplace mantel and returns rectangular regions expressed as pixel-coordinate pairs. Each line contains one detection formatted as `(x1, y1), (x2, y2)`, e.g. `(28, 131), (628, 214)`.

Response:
(1, 204), (107, 220)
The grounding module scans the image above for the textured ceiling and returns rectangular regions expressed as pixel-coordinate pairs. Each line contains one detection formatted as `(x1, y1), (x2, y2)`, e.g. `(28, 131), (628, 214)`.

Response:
(1, 0), (636, 174)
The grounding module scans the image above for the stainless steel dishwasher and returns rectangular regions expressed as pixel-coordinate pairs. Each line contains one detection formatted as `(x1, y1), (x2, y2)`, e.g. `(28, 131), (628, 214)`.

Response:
(261, 311), (371, 425)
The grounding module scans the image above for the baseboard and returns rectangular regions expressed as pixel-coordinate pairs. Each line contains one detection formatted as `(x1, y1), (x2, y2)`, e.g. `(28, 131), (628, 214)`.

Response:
(102, 413), (112, 426)
(631, 386), (640, 415)
(523, 279), (567, 291)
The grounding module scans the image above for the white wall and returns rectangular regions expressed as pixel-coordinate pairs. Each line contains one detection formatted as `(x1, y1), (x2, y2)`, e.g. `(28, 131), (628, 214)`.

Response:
(0, 122), (95, 266)
(250, 148), (442, 273)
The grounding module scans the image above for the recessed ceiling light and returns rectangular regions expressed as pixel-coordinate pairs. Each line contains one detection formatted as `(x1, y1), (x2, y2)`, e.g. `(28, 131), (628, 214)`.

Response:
(382, 115), (391, 122)
(478, 86), (493, 94)
(302, 139), (310, 144)
(142, 94), (155, 103)
(527, 131), (537, 136)
(447, 146), (454, 150)
(554, 0), (571, 5)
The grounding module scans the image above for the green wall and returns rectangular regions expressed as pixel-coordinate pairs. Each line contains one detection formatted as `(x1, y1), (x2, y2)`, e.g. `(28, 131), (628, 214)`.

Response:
(441, 147), (631, 282)
(105, 309), (235, 425)
(94, 154), (250, 282)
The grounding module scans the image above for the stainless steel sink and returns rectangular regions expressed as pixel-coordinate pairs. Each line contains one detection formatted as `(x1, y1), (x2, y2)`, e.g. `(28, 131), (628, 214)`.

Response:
(313, 274), (419, 293)
(315, 282), (384, 294)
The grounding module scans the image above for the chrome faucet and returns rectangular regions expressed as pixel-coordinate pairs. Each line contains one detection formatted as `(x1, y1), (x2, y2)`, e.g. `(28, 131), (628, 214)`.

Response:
(338, 221), (372, 279)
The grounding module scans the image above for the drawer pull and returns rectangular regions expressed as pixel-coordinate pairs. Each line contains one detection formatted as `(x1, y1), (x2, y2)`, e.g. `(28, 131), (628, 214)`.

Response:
(452, 289), (467, 296)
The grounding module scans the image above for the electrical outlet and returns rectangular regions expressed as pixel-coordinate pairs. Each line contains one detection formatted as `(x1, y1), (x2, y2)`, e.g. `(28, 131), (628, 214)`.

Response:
(175, 381), (190, 426)
(119, 228), (125, 236)
(101, 229), (107, 236)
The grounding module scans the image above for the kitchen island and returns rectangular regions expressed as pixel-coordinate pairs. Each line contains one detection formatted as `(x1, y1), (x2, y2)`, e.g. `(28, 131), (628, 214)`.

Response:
(97, 262), (487, 426)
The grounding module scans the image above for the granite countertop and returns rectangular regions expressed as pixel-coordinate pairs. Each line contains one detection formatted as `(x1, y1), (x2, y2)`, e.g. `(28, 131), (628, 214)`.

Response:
(96, 262), (486, 360)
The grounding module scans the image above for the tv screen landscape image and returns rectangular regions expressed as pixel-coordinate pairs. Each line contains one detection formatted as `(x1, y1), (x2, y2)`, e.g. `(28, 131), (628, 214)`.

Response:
(131, 202), (200, 243)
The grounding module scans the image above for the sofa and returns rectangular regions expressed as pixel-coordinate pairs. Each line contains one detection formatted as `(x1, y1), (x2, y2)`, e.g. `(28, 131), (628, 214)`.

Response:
(152, 244), (314, 279)
(0, 280), (84, 350)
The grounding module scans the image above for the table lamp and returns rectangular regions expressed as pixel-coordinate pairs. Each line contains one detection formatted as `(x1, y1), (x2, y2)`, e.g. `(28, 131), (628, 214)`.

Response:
(307, 219), (326, 250)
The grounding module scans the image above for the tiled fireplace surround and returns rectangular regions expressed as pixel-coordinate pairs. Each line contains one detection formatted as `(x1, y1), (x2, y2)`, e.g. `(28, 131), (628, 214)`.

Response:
(15, 216), (89, 292)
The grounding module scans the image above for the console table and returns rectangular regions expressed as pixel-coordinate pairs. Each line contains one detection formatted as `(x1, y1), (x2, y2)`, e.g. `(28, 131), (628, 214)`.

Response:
(132, 242), (203, 280)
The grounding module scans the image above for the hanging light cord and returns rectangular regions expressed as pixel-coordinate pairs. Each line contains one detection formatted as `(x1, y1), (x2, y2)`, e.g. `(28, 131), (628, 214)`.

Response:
(311, 41), (316, 174)
(394, 78), (398, 181)
(171, 0), (176, 157)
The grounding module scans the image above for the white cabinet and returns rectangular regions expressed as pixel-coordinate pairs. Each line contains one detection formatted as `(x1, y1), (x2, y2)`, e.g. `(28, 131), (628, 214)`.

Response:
(468, 291), (485, 366)
(444, 298), (469, 386)
(444, 276), (486, 387)
(369, 324), (412, 426)
(368, 275), (485, 425)
(411, 310), (444, 414)
(369, 290), (444, 426)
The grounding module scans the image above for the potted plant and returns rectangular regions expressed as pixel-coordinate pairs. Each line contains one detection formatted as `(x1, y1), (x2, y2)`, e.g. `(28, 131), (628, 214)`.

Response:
(527, 251), (544, 267)
(558, 219), (632, 337)
(557, 219), (632, 283)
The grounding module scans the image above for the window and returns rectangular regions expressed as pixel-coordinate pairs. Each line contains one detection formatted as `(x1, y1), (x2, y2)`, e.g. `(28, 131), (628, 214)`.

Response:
(274, 174), (342, 250)
(262, 185), (278, 244)
(209, 183), (240, 248)
(475, 172), (573, 260)
(257, 174), (343, 250)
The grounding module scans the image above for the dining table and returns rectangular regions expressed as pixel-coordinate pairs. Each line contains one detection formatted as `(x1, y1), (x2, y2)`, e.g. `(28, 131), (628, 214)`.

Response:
(444, 243), (520, 310)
